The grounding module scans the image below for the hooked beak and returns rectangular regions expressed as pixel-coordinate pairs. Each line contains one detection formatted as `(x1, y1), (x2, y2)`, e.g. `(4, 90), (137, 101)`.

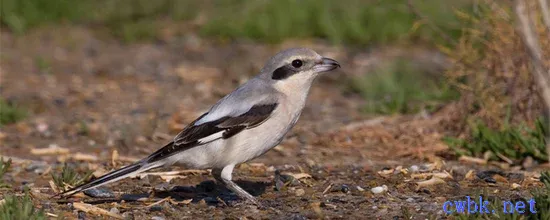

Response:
(313, 57), (341, 72)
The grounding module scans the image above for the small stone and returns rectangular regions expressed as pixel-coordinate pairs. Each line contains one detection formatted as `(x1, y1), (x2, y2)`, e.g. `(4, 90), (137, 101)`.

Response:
(266, 166), (276, 172)
(36, 123), (49, 133)
(340, 184), (350, 193)
(371, 185), (387, 194)
(154, 183), (172, 191)
(406, 198), (414, 203)
(419, 164), (432, 172)
(409, 165), (419, 173)
(476, 170), (505, 183)
(288, 213), (308, 220)
(522, 156), (534, 169)
(149, 206), (163, 212)
(25, 162), (49, 174)
(295, 188), (305, 196)
(122, 212), (133, 219)
(109, 207), (120, 215)
(356, 186), (365, 192)
(151, 217), (165, 220)
(84, 187), (115, 198)
(77, 211), (86, 220)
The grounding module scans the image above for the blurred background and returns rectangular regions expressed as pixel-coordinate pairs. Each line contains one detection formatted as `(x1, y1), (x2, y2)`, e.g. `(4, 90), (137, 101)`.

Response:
(1, 0), (549, 219)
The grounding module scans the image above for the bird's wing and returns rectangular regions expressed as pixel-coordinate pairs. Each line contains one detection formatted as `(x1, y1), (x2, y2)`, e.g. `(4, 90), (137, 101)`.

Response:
(146, 99), (279, 163)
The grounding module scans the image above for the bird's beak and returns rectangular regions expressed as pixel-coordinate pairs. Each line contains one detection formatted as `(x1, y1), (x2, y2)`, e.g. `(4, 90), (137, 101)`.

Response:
(313, 57), (341, 72)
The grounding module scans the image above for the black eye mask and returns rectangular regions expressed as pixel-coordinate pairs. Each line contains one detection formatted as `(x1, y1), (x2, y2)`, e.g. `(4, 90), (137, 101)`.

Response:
(271, 65), (299, 80)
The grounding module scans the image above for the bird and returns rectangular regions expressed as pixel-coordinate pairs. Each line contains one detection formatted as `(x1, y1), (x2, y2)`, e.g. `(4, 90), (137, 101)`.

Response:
(59, 48), (340, 205)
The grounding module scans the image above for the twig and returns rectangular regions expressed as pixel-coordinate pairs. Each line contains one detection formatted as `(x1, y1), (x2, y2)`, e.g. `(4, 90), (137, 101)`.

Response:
(515, 0), (550, 163)
(407, 0), (457, 45)
(538, 0), (550, 32)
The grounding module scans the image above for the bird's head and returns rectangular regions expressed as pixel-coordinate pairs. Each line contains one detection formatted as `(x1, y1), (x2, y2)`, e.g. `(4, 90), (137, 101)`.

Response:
(259, 48), (340, 91)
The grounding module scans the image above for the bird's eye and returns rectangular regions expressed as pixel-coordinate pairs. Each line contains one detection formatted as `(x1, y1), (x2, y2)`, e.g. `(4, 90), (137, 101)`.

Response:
(291, 59), (303, 68)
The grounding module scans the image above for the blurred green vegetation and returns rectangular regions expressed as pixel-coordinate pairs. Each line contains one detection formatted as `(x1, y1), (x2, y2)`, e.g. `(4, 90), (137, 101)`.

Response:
(0, 99), (27, 126)
(0, 188), (46, 220)
(0, 157), (12, 188)
(1, 0), (471, 44)
(444, 119), (549, 163)
(348, 59), (459, 114)
(51, 163), (93, 191)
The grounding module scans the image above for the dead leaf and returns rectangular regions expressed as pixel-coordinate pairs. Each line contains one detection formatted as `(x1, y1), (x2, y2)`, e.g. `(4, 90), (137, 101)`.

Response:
(73, 202), (123, 219)
(377, 169), (394, 176)
(31, 144), (69, 155)
(465, 170), (476, 181)
(49, 180), (59, 193)
(46, 213), (58, 218)
(112, 150), (119, 167)
(310, 202), (323, 218)
(322, 183), (333, 194)
(283, 172), (312, 180)
(459, 155), (487, 165)
(416, 177), (446, 190)
(93, 167), (108, 178)
(169, 198), (193, 205)
(493, 174), (508, 183)
(72, 152), (98, 161)
(147, 197), (171, 207)
(117, 156), (140, 163)
(411, 171), (452, 180)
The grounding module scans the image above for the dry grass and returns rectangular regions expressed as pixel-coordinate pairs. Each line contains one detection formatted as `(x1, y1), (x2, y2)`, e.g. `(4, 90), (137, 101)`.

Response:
(441, 1), (549, 131)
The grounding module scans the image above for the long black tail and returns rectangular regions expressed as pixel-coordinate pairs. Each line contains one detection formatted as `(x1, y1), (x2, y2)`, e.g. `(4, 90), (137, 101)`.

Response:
(59, 162), (158, 197)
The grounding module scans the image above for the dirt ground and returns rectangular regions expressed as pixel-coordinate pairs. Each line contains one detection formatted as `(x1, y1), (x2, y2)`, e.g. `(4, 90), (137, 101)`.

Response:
(0, 27), (547, 219)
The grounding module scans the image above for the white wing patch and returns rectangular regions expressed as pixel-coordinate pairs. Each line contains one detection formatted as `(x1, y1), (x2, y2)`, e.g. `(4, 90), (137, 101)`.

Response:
(197, 131), (224, 144)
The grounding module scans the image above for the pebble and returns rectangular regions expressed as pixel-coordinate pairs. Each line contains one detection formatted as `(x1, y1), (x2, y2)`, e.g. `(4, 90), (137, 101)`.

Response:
(122, 212), (133, 219)
(409, 165), (419, 173)
(288, 214), (308, 220)
(83, 187), (115, 198)
(295, 188), (305, 196)
(419, 164), (432, 172)
(356, 186), (365, 192)
(77, 211), (86, 220)
(109, 208), (119, 215)
(25, 162), (49, 174)
(149, 206), (163, 212)
(522, 156), (535, 169)
(476, 170), (505, 183)
(154, 183), (172, 191)
(340, 184), (350, 193)
(151, 216), (165, 220)
(371, 185), (388, 194)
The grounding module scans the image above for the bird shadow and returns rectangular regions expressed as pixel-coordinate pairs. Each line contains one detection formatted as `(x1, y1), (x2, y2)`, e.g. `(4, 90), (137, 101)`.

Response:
(75, 180), (270, 206)
(152, 180), (269, 205)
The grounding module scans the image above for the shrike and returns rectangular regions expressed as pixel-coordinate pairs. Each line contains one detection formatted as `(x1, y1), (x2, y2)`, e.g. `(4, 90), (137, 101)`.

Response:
(60, 48), (340, 204)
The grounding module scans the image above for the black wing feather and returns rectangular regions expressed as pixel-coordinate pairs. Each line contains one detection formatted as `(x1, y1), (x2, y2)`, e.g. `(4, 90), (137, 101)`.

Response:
(146, 103), (278, 163)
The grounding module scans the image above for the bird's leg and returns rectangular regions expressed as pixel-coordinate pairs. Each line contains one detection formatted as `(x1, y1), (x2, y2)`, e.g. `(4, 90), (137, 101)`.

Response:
(212, 164), (259, 205)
